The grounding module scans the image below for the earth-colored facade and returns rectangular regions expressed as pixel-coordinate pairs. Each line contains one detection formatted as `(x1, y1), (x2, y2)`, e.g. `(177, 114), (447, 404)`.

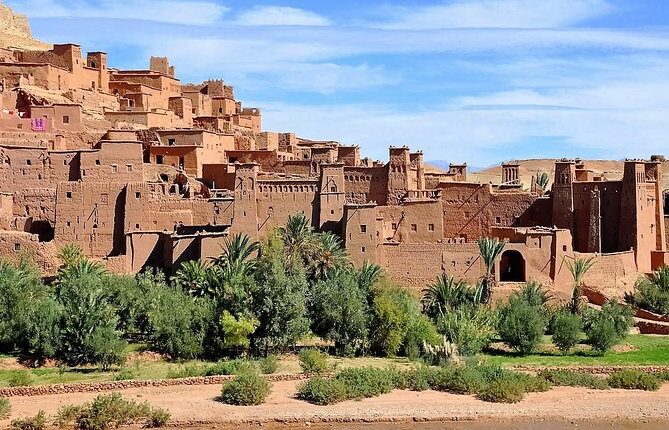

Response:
(0, 2), (666, 298)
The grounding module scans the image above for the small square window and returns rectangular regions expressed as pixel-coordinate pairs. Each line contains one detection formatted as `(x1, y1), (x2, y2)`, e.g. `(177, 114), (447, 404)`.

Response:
(168, 138), (176, 146)
(127, 164), (133, 172)
(156, 155), (164, 165)
(95, 159), (100, 165)
(562, 245), (567, 251)
(411, 224), (417, 232)
(392, 223), (398, 230)
(66, 221), (71, 227)
(14, 243), (20, 251)
(135, 224), (140, 229)
(361, 246), (366, 253)
(360, 225), (367, 233)
(495, 216), (502, 224)
(428, 223), (435, 232)
(26, 159), (31, 166)
(135, 192), (141, 198)
(62, 115), (70, 124)
(63, 160), (68, 165)
(111, 164), (118, 173)
(17, 123), (22, 129)
(66, 192), (72, 198)
(330, 209), (335, 215)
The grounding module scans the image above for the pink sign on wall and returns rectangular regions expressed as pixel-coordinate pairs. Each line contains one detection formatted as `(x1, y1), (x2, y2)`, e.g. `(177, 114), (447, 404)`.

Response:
(31, 118), (46, 131)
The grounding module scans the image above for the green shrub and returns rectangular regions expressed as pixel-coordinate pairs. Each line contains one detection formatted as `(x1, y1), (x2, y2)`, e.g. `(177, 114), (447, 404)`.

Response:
(406, 366), (434, 391)
(205, 359), (251, 376)
(219, 370), (271, 406)
(429, 364), (486, 395)
(551, 311), (582, 353)
(0, 397), (11, 419)
(608, 370), (661, 391)
(297, 377), (348, 405)
(335, 367), (397, 400)
(55, 404), (83, 427)
(7, 371), (33, 387)
(403, 314), (440, 359)
(76, 393), (152, 430)
(476, 377), (525, 403)
(146, 408), (170, 428)
(259, 355), (279, 374)
(11, 411), (46, 430)
(166, 364), (206, 379)
(496, 297), (547, 355)
(585, 319), (617, 354)
(539, 369), (609, 390)
(369, 286), (418, 356)
(298, 349), (331, 374)
(113, 368), (134, 381)
(656, 371), (669, 381)
(631, 266), (669, 316)
(437, 306), (496, 356)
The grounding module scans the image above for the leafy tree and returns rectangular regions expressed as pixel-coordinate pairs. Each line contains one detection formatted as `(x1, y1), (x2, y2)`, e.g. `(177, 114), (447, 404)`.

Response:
(356, 261), (383, 293)
(369, 286), (420, 356)
(278, 212), (316, 265)
(252, 235), (310, 353)
(310, 269), (369, 355)
(219, 311), (259, 350)
(566, 257), (596, 314)
(147, 287), (212, 359)
(437, 305), (497, 356)
(551, 311), (582, 353)
(477, 237), (505, 303)
(57, 272), (126, 368)
(496, 289), (548, 355)
(57, 243), (85, 267)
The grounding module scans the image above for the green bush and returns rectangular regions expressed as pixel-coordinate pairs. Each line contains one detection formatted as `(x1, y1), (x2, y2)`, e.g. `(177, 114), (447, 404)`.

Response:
(476, 377), (525, 403)
(75, 393), (153, 430)
(608, 370), (661, 391)
(369, 285), (421, 356)
(146, 408), (170, 428)
(219, 370), (271, 406)
(297, 377), (347, 405)
(0, 397), (11, 419)
(584, 315), (618, 354)
(539, 369), (609, 390)
(10, 411), (46, 430)
(497, 297), (547, 355)
(7, 371), (33, 387)
(656, 371), (669, 381)
(55, 404), (83, 428)
(335, 367), (397, 400)
(403, 314), (441, 360)
(113, 368), (134, 381)
(551, 311), (582, 353)
(429, 364), (486, 394)
(631, 266), (669, 316)
(405, 366), (434, 391)
(298, 349), (331, 374)
(437, 306), (496, 356)
(259, 355), (279, 374)
(166, 364), (206, 379)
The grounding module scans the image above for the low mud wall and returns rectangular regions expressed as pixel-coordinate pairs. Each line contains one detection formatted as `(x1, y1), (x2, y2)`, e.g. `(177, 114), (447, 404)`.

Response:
(0, 373), (308, 397)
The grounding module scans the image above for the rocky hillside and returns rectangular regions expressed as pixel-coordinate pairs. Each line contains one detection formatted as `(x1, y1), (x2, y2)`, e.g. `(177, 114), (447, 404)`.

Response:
(0, 1), (50, 50)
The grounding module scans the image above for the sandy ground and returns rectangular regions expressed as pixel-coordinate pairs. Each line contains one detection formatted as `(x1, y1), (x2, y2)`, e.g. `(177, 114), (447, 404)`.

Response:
(2, 380), (669, 427)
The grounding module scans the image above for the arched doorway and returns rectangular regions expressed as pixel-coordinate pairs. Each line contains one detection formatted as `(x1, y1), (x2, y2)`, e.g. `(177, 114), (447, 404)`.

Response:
(500, 250), (525, 282)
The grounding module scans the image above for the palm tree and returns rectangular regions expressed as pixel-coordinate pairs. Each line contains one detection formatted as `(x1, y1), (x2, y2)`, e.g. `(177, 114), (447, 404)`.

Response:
(356, 261), (383, 293)
(58, 244), (85, 267)
(536, 171), (550, 193)
(56, 259), (107, 287)
(421, 274), (472, 319)
(278, 212), (316, 264)
(477, 237), (505, 303)
(213, 233), (260, 282)
(566, 257), (596, 314)
(173, 260), (210, 296)
(310, 232), (350, 280)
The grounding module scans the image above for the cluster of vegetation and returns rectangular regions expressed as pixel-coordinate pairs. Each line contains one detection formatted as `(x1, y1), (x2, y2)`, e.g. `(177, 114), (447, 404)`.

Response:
(627, 265), (669, 317)
(219, 369), (271, 406)
(297, 362), (551, 405)
(5, 393), (170, 430)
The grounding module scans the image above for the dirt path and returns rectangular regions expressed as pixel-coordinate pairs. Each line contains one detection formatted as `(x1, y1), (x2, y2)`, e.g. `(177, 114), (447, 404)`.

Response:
(2, 380), (669, 426)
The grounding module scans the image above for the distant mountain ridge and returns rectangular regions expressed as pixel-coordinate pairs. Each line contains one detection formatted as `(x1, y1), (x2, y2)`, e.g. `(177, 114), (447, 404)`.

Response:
(0, 1), (50, 50)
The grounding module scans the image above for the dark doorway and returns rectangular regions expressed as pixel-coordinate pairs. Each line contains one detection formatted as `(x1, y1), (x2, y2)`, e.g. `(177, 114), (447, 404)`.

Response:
(29, 220), (55, 242)
(500, 250), (525, 282)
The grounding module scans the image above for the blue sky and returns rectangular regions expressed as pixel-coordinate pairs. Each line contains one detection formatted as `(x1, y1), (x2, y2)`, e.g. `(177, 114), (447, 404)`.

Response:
(6, 0), (669, 166)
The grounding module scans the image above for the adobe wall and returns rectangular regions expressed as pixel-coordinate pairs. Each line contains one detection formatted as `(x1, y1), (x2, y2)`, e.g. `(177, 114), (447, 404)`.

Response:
(80, 142), (143, 183)
(577, 250), (639, 295)
(344, 166), (389, 204)
(0, 230), (59, 274)
(256, 179), (319, 234)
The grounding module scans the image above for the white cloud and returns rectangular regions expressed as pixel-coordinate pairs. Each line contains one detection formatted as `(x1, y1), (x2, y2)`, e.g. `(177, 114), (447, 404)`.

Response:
(377, 0), (612, 29)
(7, 0), (229, 25)
(235, 6), (330, 27)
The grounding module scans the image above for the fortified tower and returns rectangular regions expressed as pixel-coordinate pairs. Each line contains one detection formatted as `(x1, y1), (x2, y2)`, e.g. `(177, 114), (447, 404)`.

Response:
(231, 163), (259, 237)
(387, 146), (410, 205)
(552, 160), (576, 231)
(319, 163), (345, 233)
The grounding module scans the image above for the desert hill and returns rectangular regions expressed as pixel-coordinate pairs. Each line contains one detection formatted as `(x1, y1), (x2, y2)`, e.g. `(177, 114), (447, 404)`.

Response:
(0, 1), (50, 50)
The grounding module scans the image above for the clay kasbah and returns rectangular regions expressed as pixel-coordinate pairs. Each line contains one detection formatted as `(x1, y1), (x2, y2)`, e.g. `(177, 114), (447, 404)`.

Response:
(1, 2), (668, 306)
